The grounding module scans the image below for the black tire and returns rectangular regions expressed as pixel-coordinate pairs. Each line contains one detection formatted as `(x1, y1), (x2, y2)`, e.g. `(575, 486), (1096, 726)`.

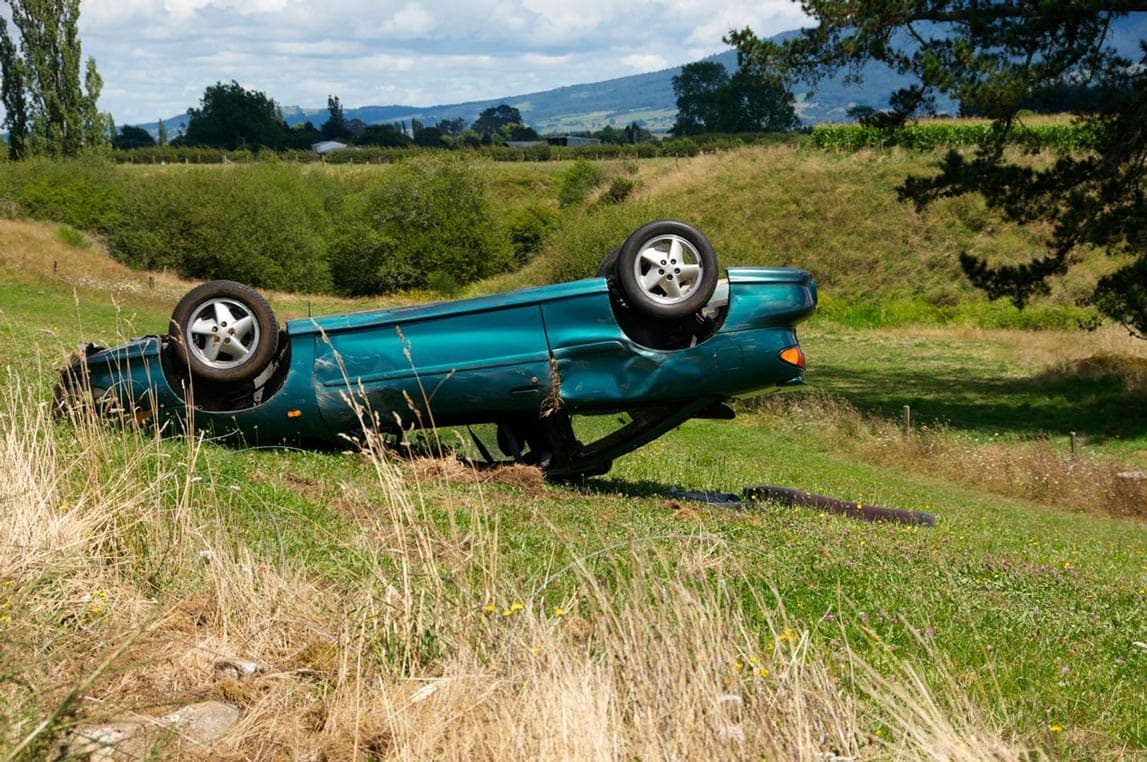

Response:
(595, 247), (620, 279)
(615, 220), (718, 319)
(170, 280), (279, 384)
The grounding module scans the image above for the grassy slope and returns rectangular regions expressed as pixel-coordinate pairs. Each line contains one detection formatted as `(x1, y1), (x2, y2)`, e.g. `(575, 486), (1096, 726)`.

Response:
(479, 145), (1120, 329)
(2, 171), (1146, 758)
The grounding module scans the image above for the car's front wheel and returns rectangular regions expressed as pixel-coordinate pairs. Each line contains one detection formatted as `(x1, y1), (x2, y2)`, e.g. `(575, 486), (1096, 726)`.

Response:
(169, 280), (279, 384)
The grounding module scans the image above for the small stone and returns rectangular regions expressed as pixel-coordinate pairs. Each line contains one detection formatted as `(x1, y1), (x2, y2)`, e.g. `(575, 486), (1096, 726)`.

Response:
(213, 657), (262, 680)
(69, 720), (160, 761)
(164, 701), (241, 745)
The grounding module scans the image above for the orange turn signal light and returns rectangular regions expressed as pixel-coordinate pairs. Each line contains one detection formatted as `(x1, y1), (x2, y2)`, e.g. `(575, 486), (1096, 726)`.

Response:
(287, 409), (303, 419)
(779, 346), (805, 368)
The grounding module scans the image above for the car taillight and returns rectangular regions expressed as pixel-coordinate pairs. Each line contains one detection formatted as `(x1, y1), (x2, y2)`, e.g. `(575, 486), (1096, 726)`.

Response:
(779, 346), (805, 368)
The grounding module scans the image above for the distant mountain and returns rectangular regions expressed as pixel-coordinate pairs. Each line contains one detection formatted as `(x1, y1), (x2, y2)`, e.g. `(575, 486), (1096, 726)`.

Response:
(146, 17), (1147, 138)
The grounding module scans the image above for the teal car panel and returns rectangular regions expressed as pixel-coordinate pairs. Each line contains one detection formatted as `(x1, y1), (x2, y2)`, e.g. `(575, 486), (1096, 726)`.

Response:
(309, 299), (553, 433)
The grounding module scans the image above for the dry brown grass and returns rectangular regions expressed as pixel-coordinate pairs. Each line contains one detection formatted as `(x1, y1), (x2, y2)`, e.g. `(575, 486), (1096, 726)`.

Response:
(0, 218), (409, 323)
(0, 218), (194, 313)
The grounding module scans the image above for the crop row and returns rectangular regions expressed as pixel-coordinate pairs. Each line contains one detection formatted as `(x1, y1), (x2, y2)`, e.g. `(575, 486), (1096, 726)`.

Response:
(809, 121), (1100, 152)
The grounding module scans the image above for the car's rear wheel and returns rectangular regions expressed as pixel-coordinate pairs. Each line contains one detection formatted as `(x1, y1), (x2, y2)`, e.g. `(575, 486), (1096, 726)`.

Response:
(614, 220), (718, 319)
(170, 280), (279, 384)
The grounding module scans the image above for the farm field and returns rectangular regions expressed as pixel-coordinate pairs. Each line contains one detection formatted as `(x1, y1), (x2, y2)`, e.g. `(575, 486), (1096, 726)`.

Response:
(1, 147), (1145, 757)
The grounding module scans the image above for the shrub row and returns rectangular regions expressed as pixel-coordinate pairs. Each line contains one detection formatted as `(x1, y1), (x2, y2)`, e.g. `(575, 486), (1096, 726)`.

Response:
(809, 121), (1100, 152)
(105, 132), (803, 165)
(0, 156), (518, 295)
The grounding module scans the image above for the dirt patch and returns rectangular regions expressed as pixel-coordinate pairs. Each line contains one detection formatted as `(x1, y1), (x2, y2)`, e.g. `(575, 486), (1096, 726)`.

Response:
(405, 457), (547, 497)
(406, 455), (474, 482)
(480, 463), (547, 496)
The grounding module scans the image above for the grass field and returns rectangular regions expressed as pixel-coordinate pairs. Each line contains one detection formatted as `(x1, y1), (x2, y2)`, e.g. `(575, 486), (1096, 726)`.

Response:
(2, 170), (1146, 759)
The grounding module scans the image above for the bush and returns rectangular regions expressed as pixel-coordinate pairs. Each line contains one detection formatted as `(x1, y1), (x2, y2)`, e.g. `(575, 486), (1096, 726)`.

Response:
(533, 198), (670, 285)
(110, 165), (333, 293)
(0, 157), (126, 232)
(600, 177), (636, 205)
(505, 205), (557, 265)
(329, 155), (512, 295)
(557, 159), (606, 207)
(54, 225), (90, 249)
(427, 269), (462, 296)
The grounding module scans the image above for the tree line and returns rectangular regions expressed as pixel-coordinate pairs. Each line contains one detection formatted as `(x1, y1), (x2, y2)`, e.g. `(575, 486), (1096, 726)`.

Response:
(163, 87), (550, 151)
(99, 84), (664, 154)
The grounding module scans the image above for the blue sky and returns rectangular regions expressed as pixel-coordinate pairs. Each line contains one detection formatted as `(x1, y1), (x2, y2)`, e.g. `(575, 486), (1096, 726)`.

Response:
(65, 0), (810, 125)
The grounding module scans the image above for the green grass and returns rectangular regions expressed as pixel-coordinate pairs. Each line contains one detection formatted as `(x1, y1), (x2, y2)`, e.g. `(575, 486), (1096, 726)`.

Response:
(604, 418), (1145, 742)
(808, 324), (1147, 450)
(5, 136), (1147, 758)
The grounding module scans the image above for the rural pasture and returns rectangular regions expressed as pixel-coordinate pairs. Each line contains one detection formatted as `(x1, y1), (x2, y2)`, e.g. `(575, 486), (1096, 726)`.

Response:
(1, 146), (1145, 759)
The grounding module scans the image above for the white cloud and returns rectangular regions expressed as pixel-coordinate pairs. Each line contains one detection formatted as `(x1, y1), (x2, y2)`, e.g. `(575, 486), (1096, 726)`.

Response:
(621, 54), (670, 73)
(64, 0), (811, 124)
(381, 3), (437, 38)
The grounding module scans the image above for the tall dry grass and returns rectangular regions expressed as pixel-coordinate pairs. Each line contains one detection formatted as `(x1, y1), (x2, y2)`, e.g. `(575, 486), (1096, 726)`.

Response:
(746, 387), (1146, 519)
(0, 371), (1037, 760)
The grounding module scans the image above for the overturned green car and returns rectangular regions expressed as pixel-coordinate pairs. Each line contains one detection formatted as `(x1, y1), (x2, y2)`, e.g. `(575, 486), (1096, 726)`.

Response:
(58, 220), (817, 478)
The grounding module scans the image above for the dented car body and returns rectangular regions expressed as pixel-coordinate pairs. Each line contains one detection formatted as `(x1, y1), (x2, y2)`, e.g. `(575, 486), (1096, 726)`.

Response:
(60, 222), (817, 478)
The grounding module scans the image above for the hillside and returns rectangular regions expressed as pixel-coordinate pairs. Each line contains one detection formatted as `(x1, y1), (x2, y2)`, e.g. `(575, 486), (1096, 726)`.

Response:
(151, 47), (910, 137)
(147, 15), (1147, 137)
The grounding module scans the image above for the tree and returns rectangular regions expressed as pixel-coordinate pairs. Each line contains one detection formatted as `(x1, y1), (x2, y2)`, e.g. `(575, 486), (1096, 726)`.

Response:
(472, 104), (523, 137)
(437, 117), (466, 137)
(0, 19), (29, 159)
(286, 121), (321, 150)
(0, 0), (108, 159)
(716, 69), (800, 132)
(624, 121), (654, 144)
(358, 123), (411, 147)
(671, 61), (728, 135)
(184, 80), (288, 151)
(502, 123), (539, 142)
(113, 124), (155, 150)
(320, 94), (351, 140)
(672, 60), (798, 135)
(410, 119), (441, 147)
(157, 118), (168, 146)
(729, 2), (1147, 337)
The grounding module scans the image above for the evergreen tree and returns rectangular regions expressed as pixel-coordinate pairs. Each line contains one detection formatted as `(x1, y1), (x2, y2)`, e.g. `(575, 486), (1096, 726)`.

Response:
(320, 94), (351, 140)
